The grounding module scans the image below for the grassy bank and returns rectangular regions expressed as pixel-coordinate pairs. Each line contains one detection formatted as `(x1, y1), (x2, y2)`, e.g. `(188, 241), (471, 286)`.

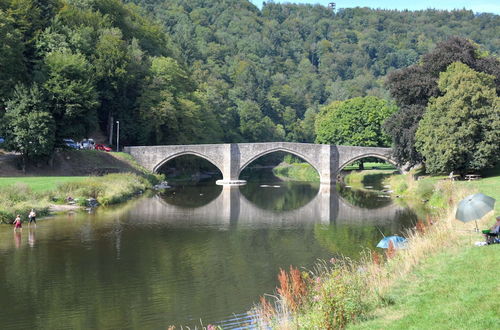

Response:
(0, 173), (155, 224)
(350, 243), (499, 329)
(273, 161), (396, 183)
(273, 162), (319, 182)
(343, 169), (397, 190)
(0, 176), (88, 192)
(256, 171), (500, 328)
(0, 150), (164, 224)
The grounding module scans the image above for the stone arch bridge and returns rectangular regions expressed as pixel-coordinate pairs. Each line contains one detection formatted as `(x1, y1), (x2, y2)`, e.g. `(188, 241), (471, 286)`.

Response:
(124, 142), (397, 185)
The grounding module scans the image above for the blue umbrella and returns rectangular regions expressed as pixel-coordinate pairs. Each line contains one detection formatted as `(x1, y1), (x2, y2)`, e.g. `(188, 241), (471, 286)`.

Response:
(377, 235), (407, 249)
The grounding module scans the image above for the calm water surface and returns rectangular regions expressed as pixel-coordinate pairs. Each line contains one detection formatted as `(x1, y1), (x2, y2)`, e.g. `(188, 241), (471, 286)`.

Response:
(0, 178), (418, 328)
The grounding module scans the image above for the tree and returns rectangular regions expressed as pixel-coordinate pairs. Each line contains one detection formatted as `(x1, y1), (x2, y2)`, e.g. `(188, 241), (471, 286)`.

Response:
(3, 85), (55, 171)
(415, 62), (500, 174)
(0, 10), (26, 106)
(43, 49), (98, 139)
(315, 96), (397, 147)
(383, 104), (425, 166)
(136, 56), (222, 145)
(385, 37), (500, 167)
(237, 99), (285, 142)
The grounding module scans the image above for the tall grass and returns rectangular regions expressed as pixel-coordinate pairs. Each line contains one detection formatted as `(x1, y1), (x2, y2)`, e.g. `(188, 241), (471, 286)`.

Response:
(0, 183), (50, 223)
(50, 173), (151, 205)
(254, 178), (488, 328)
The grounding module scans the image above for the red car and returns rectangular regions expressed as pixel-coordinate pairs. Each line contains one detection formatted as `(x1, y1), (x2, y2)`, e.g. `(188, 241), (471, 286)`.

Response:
(95, 144), (112, 152)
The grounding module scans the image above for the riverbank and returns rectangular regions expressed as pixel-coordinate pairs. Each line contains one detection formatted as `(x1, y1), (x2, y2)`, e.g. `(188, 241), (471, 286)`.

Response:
(0, 151), (162, 224)
(256, 170), (500, 328)
(273, 162), (320, 182)
(0, 173), (156, 224)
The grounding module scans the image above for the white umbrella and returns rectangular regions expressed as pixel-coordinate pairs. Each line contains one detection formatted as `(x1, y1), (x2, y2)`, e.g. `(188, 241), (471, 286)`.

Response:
(455, 193), (496, 231)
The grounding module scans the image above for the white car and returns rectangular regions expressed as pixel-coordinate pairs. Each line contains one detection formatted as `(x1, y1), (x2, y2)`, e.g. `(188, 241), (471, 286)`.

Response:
(80, 139), (95, 149)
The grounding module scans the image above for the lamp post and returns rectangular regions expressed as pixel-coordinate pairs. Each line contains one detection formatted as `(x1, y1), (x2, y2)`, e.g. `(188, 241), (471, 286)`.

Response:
(116, 120), (120, 152)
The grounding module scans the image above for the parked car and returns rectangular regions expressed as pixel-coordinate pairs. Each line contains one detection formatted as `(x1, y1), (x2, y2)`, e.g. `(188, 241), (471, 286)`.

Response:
(80, 138), (95, 150)
(95, 143), (112, 152)
(62, 138), (79, 149)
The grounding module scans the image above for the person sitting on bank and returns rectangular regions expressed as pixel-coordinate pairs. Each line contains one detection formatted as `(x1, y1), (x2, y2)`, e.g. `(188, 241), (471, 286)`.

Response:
(28, 209), (36, 227)
(484, 216), (500, 244)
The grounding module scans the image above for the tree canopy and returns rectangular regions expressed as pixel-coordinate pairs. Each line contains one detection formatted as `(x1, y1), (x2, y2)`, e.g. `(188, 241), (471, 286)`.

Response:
(384, 37), (500, 166)
(315, 96), (396, 147)
(415, 63), (500, 174)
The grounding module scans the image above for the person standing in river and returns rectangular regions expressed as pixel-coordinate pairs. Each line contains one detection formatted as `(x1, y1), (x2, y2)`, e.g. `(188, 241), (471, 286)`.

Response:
(28, 209), (36, 227)
(13, 215), (22, 232)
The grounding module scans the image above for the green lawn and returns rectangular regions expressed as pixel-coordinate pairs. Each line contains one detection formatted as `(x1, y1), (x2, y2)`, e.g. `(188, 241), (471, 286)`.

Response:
(416, 166), (500, 213)
(0, 176), (88, 192)
(457, 175), (500, 213)
(350, 244), (500, 329)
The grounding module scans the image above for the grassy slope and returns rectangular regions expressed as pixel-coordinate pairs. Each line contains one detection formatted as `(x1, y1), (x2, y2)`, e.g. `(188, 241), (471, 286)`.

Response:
(273, 162), (320, 181)
(348, 170), (500, 329)
(343, 169), (397, 190)
(350, 244), (500, 329)
(0, 152), (158, 223)
(457, 175), (500, 213)
(0, 177), (88, 192)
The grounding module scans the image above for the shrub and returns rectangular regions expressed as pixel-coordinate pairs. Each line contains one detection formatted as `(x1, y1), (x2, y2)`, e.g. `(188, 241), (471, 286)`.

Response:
(305, 269), (368, 328)
(395, 181), (408, 194)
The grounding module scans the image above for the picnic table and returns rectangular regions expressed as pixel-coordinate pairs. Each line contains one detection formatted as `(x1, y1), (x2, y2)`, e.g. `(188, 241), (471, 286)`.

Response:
(465, 174), (481, 181)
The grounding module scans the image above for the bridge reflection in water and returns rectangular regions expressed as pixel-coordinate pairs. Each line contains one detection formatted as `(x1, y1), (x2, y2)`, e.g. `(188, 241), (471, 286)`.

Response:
(126, 185), (412, 231)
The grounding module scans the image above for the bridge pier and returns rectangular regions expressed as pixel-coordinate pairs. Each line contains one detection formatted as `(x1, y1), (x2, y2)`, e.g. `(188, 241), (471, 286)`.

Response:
(216, 144), (247, 186)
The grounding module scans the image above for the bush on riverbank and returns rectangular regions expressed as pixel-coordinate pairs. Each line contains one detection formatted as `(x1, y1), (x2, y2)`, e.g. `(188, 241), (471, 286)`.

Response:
(256, 172), (498, 328)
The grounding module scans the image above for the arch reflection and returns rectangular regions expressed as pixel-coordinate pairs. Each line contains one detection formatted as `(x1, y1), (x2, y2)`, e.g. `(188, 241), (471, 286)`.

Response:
(131, 184), (414, 230)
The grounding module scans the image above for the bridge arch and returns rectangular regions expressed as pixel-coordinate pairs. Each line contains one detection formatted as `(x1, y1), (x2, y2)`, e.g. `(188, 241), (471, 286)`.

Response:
(152, 151), (223, 175)
(337, 153), (400, 174)
(237, 147), (321, 179)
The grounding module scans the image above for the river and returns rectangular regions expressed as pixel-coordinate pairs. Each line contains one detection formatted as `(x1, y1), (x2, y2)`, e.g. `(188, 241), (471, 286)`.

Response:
(0, 174), (418, 328)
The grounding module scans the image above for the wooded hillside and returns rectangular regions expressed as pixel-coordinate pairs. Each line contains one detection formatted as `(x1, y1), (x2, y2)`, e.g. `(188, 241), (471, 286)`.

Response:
(1, 0), (498, 161)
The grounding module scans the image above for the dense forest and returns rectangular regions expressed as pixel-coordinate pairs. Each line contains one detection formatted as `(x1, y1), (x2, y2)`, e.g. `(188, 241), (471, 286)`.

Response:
(0, 0), (499, 170)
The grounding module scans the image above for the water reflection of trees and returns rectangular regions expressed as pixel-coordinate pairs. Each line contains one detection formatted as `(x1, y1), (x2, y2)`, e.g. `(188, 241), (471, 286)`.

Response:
(314, 208), (419, 259)
(239, 181), (319, 212)
(337, 184), (391, 209)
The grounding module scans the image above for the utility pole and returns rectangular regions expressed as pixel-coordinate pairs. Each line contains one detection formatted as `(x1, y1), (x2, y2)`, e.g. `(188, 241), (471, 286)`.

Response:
(116, 120), (120, 152)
